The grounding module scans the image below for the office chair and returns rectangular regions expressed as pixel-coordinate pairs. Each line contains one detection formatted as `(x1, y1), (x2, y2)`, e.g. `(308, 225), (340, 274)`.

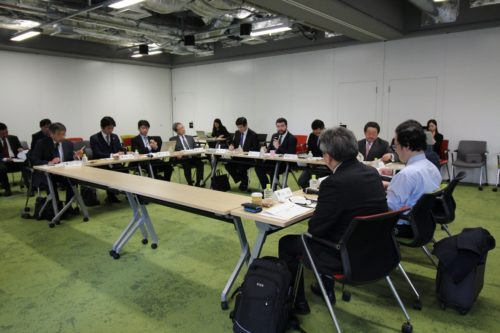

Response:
(493, 154), (500, 192)
(432, 171), (466, 236)
(438, 139), (450, 181)
(298, 208), (413, 333)
(451, 140), (488, 190)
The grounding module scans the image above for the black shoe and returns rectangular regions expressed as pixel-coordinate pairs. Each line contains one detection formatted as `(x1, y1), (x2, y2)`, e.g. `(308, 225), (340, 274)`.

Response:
(294, 301), (311, 315)
(105, 195), (121, 204)
(311, 282), (336, 305)
(239, 180), (248, 191)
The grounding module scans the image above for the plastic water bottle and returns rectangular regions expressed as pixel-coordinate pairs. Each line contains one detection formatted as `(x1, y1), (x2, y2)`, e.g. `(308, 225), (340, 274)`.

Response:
(307, 151), (313, 159)
(309, 174), (319, 190)
(135, 149), (139, 156)
(263, 184), (273, 206)
(82, 153), (88, 163)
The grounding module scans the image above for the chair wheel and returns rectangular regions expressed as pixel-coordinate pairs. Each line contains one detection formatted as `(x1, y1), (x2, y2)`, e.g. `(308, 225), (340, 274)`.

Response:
(221, 301), (229, 310)
(151, 243), (158, 249)
(49, 223), (55, 228)
(342, 291), (351, 302)
(109, 250), (120, 259)
(413, 301), (422, 310)
(142, 239), (148, 245)
(402, 322), (413, 333)
(83, 217), (89, 222)
(478, 186), (483, 191)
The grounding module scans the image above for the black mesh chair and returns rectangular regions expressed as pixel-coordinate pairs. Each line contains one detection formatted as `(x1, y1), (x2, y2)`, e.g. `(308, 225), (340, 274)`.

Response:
(299, 208), (413, 333)
(432, 171), (466, 236)
(257, 133), (267, 147)
(451, 140), (488, 190)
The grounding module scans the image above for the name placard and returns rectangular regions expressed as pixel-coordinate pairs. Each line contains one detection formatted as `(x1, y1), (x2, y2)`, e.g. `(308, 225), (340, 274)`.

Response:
(248, 151), (261, 157)
(283, 154), (298, 160)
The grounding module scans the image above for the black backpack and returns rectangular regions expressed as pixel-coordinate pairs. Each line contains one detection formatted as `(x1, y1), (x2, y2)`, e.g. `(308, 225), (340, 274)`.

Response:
(230, 257), (305, 333)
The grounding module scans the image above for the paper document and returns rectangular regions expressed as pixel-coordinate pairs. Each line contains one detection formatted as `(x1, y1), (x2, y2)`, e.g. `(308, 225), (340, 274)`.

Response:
(260, 202), (311, 220)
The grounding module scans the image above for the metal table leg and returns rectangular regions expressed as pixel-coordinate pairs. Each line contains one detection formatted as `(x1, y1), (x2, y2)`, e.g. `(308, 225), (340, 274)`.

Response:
(44, 173), (59, 228)
(220, 216), (250, 310)
(282, 162), (290, 189)
(249, 221), (279, 265)
(271, 161), (281, 191)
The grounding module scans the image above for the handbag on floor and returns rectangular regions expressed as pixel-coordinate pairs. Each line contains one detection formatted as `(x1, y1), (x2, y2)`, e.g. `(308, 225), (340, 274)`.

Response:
(211, 170), (231, 192)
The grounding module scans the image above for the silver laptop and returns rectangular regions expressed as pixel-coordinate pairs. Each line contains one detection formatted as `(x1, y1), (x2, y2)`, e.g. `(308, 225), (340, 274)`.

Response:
(160, 141), (177, 153)
(196, 130), (212, 139)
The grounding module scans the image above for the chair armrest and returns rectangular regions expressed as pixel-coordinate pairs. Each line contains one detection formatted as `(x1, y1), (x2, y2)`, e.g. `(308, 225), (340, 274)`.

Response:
(303, 232), (340, 250)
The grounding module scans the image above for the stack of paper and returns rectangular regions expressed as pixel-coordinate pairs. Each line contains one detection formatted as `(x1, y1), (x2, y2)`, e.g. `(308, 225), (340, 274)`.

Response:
(260, 202), (311, 220)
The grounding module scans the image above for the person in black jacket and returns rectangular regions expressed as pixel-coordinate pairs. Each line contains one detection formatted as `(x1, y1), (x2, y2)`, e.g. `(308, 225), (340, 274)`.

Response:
(358, 121), (394, 162)
(89, 116), (126, 203)
(0, 122), (25, 196)
(255, 117), (298, 189)
(297, 119), (331, 189)
(131, 120), (173, 181)
(427, 119), (444, 156)
(31, 122), (82, 205)
(279, 126), (388, 315)
(170, 122), (204, 186)
(225, 117), (260, 191)
(211, 118), (230, 139)
(31, 118), (51, 150)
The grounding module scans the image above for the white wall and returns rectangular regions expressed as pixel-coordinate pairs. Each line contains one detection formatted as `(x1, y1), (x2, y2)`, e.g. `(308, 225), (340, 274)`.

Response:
(0, 51), (172, 143)
(172, 27), (500, 184)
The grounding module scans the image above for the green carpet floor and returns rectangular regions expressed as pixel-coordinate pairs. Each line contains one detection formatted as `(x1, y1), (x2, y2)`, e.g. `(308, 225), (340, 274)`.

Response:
(0, 168), (499, 333)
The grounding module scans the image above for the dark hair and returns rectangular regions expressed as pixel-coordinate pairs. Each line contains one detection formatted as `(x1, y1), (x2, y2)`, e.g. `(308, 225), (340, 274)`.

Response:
(396, 120), (427, 152)
(0, 123), (6, 131)
(319, 127), (358, 162)
(311, 119), (325, 130)
(138, 120), (150, 129)
(364, 121), (380, 134)
(213, 118), (224, 131)
(100, 116), (116, 129)
(49, 122), (66, 134)
(39, 119), (51, 127)
(426, 119), (439, 134)
(276, 117), (287, 126)
(172, 122), (182, 132)
(235, 117), (247, 127)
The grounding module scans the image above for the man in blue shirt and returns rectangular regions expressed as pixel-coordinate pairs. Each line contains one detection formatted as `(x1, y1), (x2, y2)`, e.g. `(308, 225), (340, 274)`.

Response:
(382, 120), (442, 237)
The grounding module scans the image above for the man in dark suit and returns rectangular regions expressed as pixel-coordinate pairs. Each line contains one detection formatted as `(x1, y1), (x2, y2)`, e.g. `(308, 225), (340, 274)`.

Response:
(0, 122), (24, 196)
(170, 122), (204, 186)
(279, 126), (388, 314)
(297, 119), (331, 189)
(225, 117), (260, 191)
(31, 122), (82, 205)
(90, 116), (125, 203)
(358, 121), (394, 162)
(255, 117), (297, 189)
(131, 120), (173, 181)
(31, 118), (51, 150)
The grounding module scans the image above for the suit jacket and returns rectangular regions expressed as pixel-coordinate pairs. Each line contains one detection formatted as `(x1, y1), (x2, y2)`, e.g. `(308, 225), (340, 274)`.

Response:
(432, 133), (444, 156)
(267, 131), (297, 155)
(358, 138), (392, 161)
(90, 132), (122, 159)
(1, 135), (22, 159)
(308, 158), (388, 244)
(31, 130), (48, 150)
(212, 126), (230, 138)
(231, 128), (260, 152)
(169, 135), (196, 151)
(131, 135), (162, 154)
(31, 136), (75, 166)
(307, 133), (322, 157)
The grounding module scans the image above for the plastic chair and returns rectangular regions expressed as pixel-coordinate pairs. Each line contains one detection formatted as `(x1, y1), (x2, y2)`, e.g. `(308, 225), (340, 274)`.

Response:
(295, 135), (308, 154)
(298, 208), (413, 333)
(66, 137), (83, 142)
(439, 139), (450, 180)
(451, 140), (488, 190)
(120, 135), (135, 151)
(493, 154), (500, 192)
(432, 171), (466, 236)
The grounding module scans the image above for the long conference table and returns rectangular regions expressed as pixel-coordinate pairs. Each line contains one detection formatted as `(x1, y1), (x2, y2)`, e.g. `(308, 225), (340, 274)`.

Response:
(33, 159), (316, 309)
(33, 149), (403, 309)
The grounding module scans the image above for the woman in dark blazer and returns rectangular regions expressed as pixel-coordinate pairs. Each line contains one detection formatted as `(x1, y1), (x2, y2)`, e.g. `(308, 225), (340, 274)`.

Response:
(211, 118), (229, 138)
(427, 119), (443, 156)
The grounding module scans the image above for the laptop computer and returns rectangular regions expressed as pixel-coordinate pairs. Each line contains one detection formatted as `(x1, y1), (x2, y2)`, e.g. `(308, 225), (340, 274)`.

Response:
(160, 141), (177, 153)
(196, 131), (212, 140)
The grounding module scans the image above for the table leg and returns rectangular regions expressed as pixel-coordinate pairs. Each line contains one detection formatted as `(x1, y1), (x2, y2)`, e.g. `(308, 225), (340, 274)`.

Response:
(249, 221), (280, 265)
(220, 216), (250, 310)
(282, 162), (290, 189)
(44, 173), (59, 228)
(271, 161), (281, 191)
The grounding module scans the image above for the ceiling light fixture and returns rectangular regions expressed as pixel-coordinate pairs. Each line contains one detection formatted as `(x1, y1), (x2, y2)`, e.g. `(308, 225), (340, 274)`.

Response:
(109, 0), (145, 10)
(250, 18), (292, 37)
(148, 50), (162, 55)
(10, 28), (42, 42)
(131, 53), (143, 58)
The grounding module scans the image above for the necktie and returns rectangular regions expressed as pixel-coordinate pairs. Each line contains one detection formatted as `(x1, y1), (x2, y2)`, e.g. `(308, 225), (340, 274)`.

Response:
(1, 137), (9, 158)
(181, 136), (189, 150)
(106, 135), (111, 146)
(366, 141), (372, 158)
(239, 133), (245, 148)
(278, 135), (282, 145)
(54, 143), (60, 157)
